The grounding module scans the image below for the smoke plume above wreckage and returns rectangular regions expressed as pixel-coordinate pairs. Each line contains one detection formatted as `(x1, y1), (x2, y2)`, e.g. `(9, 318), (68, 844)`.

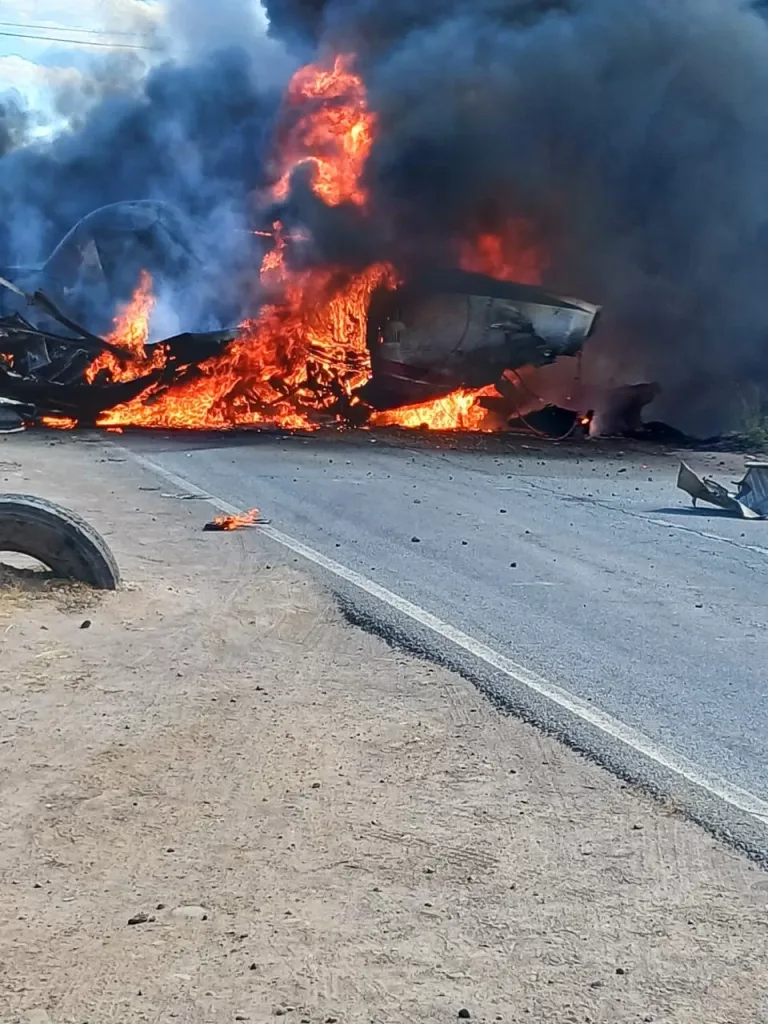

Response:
(3, 0), (768, 434)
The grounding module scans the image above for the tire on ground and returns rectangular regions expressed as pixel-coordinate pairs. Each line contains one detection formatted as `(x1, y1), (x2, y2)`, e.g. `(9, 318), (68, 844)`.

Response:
(0, 493), (120, 590)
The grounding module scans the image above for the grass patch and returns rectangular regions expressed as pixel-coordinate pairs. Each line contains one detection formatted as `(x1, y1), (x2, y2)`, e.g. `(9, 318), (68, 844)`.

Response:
(739, 387), (768, 450)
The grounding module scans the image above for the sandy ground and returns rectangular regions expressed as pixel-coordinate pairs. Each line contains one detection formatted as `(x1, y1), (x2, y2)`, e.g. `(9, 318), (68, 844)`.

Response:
(1, 431), (767, 1024)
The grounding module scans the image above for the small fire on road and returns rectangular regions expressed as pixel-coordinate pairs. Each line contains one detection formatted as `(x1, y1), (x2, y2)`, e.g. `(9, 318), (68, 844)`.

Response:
(203, 509), (264, 532)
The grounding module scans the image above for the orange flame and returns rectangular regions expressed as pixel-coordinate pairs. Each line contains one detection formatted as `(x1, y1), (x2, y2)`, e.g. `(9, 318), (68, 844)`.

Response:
(207, 508), (261, 531)
(460, 220), (546, 284)
(272, 54), (376, 208)
(80, 55), (547, 435)
(85, 270), (160, 384)
(97, 253), (397, 430)
(371, 386), (497, 431)
(95, 55), (396, 432)
(40, 415), (78, 430)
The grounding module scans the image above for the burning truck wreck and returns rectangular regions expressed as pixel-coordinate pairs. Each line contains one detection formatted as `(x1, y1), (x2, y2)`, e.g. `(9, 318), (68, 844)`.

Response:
(0, 195), (601, 433)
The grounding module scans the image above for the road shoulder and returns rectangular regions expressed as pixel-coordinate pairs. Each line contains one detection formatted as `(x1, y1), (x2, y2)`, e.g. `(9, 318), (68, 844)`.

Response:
(1, 432), (766, 1024)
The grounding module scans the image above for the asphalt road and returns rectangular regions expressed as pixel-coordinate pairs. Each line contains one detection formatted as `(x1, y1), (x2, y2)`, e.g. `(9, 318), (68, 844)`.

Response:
(122, 430), (768, 853)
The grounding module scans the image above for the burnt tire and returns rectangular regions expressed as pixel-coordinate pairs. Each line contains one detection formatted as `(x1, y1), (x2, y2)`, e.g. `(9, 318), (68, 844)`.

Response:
(0, 493), (120, 590)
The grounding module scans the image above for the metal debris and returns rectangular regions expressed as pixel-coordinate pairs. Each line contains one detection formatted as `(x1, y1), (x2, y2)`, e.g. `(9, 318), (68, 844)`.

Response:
(0, 397), (31, 433)
(0, 276), (238, 424)
(359, 270), (600, 411)
(736, 462), (768, 517)
(677, 461), (768, 519)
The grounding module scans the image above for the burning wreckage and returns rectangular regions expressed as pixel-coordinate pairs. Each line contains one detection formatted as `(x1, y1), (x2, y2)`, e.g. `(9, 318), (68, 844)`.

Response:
(0, 200), (601, 434)
(0, 54), (618, 436)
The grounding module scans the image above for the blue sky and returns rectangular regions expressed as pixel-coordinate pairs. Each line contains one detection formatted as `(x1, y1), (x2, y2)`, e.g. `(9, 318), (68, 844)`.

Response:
(0, 1), (277, 125)
(0, 0), (161, 116)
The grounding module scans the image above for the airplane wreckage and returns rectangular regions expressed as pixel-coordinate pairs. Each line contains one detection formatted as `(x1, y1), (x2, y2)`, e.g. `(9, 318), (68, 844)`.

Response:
(0, 199), (632, 433)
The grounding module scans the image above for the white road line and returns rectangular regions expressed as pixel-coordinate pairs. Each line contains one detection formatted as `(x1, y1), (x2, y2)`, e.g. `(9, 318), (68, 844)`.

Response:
(527, 480), (768, 558)
(125, 449), (768, 828)
(643, 515), (768, 557)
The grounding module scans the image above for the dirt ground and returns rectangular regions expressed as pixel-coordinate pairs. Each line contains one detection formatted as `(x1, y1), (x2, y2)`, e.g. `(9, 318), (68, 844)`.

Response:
(1, 432), (767, 1024)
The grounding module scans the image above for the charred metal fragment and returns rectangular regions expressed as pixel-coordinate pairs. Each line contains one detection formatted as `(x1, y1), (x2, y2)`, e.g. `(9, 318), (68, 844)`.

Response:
(0, 364), (162, 421)
(0, 279), (240, 420)
(0, 397), (31, 433)
(0, 276), (132, 359)
(150, 328), (240, 367)
(677, 461), (768, 519)
(359, 269), (600, 411)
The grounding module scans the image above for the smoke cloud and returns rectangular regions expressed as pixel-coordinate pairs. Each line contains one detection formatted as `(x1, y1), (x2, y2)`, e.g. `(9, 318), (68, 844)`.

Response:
(265, 0), (768, 430)
(0, 2), (293, 294)
(0, 91), (30, 159)
(4, 0), (768, 428)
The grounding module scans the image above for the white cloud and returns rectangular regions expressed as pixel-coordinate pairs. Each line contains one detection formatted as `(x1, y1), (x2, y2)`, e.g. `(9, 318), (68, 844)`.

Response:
(0, 1), (287, 137)
(0, 52), (84, 92)
(1, 0), (161, 41)
(0, 1), (279, 86)
(0, 1), (161, 76)
(0, 3), (160, 137)
(0, 54), (86, 132)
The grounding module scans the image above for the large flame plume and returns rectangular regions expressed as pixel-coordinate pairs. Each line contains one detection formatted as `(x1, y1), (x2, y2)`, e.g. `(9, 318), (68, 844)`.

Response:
(272, 54), (376, 208)
(86, 270), (159, 385)
(90, 55), (542, 433)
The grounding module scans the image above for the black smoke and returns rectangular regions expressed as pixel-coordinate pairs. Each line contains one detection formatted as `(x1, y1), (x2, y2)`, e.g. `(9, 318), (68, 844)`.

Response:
(0, 54), (281, 257)
(0, 0), (294, 318)
(265, 0), (768, 431)
(0, 92), (30, 159)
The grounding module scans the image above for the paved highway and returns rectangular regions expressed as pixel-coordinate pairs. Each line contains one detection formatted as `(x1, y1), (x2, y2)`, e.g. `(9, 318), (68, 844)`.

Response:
(122, 431), (768, 854)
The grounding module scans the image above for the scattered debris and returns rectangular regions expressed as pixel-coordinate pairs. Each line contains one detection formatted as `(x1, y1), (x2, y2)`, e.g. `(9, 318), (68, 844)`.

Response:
(203, 508), (265, 531)
(0, 397), (31, 433)
(0, 494), (120, 589)
(0, 274), (238, 425)
(127, 912), (152, 926)
(677, 461), (768, 519)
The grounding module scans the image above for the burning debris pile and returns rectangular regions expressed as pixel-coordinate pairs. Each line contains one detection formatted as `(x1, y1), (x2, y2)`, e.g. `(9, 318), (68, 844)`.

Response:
(0, 258), (600, 432)
(0, 56), (600, 434)
(0, 273), (239, 427)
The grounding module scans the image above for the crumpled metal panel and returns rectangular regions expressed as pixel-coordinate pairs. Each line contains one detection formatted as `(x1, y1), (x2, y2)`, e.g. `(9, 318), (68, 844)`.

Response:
(736, 463), (768, 517)
(364, 269), (600, 409)
(677, 461), (768, 519)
